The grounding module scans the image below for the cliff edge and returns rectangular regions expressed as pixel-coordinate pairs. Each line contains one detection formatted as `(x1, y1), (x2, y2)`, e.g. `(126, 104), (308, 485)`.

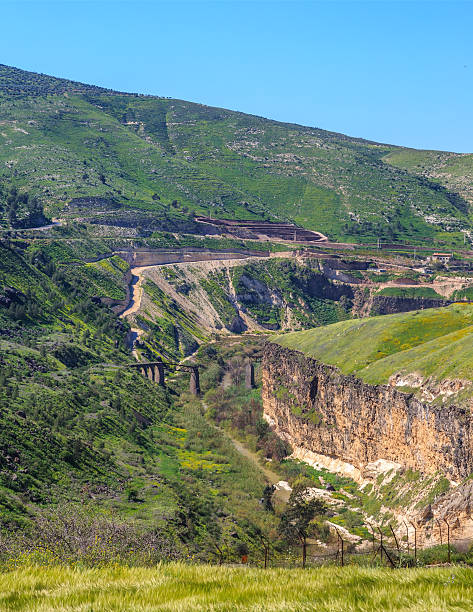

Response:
(263, 342), (473, 482)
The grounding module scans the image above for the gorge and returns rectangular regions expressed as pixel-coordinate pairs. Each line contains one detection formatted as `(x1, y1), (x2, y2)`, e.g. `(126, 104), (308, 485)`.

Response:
(261, 307), (473, 543)
(262, 342), (472, 482)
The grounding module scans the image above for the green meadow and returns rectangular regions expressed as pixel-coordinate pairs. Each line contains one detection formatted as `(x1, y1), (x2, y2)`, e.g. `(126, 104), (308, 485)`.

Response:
(276, 304), (473, 389)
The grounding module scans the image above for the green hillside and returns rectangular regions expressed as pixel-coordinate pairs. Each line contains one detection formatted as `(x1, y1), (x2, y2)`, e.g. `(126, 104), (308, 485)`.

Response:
(1, 64), (472, 244)
(0, 240), (274, 560)
(276, 304), (473, 392)
(384, 149), (473, 210)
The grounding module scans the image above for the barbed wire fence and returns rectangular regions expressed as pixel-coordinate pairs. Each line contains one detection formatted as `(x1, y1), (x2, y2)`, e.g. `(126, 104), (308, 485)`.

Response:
(218, 517), (471, 570)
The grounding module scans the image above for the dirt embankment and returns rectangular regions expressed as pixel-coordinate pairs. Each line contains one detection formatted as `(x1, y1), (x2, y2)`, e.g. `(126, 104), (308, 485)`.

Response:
(115, 248), (269, 267)
(137, 257), (270, 335)
(112, 249), (268, 315)
(118, 253), (272, 356)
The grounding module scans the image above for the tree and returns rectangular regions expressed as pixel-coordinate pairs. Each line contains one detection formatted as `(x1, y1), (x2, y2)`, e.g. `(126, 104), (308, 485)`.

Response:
(8, 201), (18, 227)
(278, 478), (327, 568)
(262, 484), (276, 512)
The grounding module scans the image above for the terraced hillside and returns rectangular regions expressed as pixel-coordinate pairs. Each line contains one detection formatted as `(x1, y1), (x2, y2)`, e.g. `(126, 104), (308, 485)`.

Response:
(1, 64), (473, 245)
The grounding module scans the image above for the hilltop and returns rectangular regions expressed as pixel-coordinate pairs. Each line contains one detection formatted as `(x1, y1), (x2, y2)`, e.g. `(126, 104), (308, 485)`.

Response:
(1, 64), (473, 245)
(276, 303), (473, 401)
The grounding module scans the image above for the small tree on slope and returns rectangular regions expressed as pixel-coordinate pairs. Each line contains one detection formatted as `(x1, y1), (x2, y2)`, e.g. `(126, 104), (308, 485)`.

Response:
(279, 478), (327, 568)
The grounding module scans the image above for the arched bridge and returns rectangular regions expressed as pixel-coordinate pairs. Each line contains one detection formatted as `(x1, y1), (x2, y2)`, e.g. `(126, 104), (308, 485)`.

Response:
(127, 357), (260, 395)
(128, 360), (201, 395)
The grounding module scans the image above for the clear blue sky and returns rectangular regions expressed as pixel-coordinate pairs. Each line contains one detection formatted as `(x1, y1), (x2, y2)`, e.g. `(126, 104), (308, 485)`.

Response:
(2, 1), (472, 152)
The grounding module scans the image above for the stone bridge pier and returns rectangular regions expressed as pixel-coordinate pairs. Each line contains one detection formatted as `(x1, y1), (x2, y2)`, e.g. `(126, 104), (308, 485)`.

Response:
(140, 362), (165, 386)
(190, 366), (200, 396)
(133, 361), (200, 395)
(245, 360), (255, 389)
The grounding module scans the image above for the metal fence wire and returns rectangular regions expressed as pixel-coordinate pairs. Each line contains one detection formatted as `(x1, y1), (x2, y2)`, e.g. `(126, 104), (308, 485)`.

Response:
(219, 518), (470, 569)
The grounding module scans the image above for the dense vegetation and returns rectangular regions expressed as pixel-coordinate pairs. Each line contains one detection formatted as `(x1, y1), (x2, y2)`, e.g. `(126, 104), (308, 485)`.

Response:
(0, 182), (49, 229)
(231, 259), (353, 328)
(0, 240), (280, 561)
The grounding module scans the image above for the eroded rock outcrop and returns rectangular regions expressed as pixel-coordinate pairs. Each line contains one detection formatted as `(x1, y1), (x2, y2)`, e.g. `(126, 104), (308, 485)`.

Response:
(371, 295), (447, 315)
(262, 343), (473, 481)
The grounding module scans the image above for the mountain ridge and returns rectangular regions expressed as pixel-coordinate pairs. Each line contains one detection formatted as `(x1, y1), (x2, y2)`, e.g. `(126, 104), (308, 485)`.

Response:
(0, 63), (472, 246)
(0, 63), (465, 152)
(0, 63), (410, 147)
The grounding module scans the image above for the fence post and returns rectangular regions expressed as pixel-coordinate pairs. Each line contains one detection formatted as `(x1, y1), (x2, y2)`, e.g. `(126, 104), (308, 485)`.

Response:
(377, 527), (383, 562)
(214, 542), (224, 565)
(390, 524), (400, 553)
(382, 544), (396, 569)
(403, 521), (410, 556)
(367, 522), (376, 553)
(335, 528), (344, 567)
(259, 534), (269, 569)
(409, 521), (417, 562)
(444, 519), (451, 563)
(436, 519), (443, 545)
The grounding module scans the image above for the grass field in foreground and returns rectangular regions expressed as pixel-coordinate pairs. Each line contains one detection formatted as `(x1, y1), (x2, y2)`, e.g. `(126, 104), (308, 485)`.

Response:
(1, 563), (472, 611)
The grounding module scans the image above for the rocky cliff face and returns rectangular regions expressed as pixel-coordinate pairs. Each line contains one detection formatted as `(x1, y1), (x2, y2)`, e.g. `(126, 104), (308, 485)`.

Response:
(262, 343), (473, 481)
(371, 295), (447, 315)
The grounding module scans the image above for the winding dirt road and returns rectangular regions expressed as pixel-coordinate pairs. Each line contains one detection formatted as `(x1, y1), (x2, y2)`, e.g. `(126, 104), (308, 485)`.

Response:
(119, 265), (156, 356)
(227, 434), (291, 503)
(119, 267), (148, 319)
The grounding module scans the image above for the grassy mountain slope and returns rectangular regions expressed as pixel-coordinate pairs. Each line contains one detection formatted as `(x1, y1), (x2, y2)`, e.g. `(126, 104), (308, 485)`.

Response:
(385, 149), (473, 210)
(276, 304), (473, 391)
(1, 64), (472, 244)
(0, 241), (273, 556)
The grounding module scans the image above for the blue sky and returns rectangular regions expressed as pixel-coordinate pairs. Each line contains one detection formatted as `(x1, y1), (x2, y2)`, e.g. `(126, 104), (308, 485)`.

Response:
(1, 1), (472, 152)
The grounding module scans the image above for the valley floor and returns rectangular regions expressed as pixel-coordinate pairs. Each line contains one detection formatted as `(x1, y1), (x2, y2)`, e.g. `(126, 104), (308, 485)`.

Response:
(1, 563), (472, 611)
